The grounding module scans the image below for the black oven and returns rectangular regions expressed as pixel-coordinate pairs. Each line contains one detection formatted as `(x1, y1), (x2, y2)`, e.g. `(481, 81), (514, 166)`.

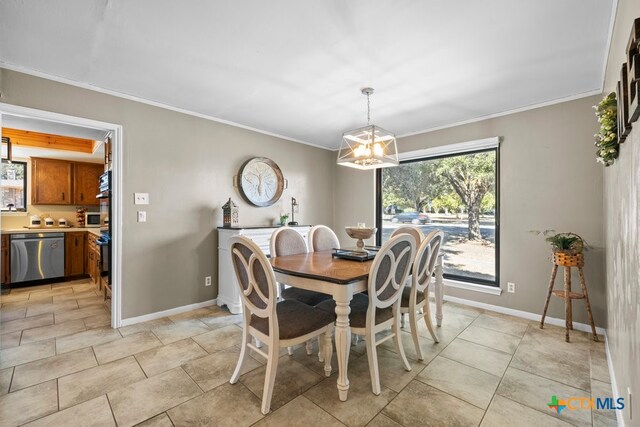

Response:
(96, 171), (111, 285)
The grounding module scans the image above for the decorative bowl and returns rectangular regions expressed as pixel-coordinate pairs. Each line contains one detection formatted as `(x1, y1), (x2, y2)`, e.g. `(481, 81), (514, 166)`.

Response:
(345, 226), (377, 252)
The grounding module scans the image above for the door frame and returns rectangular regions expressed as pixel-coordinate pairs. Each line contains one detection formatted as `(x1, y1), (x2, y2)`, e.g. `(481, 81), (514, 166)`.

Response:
(0, 102), (124, 328)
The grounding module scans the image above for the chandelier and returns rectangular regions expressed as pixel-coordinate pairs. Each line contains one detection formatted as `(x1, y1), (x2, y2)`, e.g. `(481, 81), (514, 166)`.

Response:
(337, 87), (398, 170)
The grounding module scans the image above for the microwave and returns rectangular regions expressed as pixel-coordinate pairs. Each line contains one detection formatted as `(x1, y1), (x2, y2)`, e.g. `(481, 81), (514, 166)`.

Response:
(85, 212), (101, 227)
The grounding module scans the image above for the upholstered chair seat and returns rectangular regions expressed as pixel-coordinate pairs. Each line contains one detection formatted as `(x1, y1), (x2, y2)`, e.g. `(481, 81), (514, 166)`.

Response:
(251, 300), (335, 339)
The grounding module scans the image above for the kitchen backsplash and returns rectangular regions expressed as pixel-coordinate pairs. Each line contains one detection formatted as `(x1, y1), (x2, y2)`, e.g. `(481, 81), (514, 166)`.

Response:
(1, 205), (99, 229)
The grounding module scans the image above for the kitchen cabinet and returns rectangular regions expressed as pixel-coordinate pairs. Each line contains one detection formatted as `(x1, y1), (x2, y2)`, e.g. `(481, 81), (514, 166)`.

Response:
(31, 158), (72, 205)
(73, 163), (103, 205)
(65, 232), (86, 276)
(31, 158), (103, 206)
(87, 234), (101, 286)
(217, 226), (310, 314)
(1, 234), (10, 285)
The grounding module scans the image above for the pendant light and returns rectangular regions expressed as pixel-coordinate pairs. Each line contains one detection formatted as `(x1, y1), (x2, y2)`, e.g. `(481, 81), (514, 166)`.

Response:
(337, 88), (398, 169)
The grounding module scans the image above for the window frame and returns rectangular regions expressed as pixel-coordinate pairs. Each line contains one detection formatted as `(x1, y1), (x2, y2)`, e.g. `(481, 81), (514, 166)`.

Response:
(1, 160), (28, 212)
(375, 146), (500, 287)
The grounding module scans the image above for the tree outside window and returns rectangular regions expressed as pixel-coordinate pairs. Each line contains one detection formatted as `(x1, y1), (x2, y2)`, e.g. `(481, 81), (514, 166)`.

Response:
(1, 161), (27, 211)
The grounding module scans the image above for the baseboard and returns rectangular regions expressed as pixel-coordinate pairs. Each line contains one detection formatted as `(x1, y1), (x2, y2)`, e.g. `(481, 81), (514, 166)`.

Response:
(439, 294), (606, 335)
(605, 333), (626, 427)
(120, 299), (217, 327)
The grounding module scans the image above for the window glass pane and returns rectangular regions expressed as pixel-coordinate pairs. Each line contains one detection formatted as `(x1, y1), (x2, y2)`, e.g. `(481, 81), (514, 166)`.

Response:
(380, 150), (497, 284)
(1, 161), (27, 211)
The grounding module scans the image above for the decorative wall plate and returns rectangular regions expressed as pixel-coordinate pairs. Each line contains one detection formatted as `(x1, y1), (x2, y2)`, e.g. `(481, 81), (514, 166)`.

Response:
(236, 157), (285, 207)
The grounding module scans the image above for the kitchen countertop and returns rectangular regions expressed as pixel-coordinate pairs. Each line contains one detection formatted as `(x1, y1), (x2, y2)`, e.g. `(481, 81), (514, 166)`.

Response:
(1, 227), (102, 237)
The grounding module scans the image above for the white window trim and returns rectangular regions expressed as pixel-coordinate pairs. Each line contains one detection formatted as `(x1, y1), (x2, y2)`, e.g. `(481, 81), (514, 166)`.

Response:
(399, 136), (500, 161)
(444, 278), (502, 295)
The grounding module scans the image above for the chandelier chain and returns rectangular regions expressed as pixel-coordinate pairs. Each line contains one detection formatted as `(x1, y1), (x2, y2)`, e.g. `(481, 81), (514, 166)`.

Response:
(367, 92), (371, 125)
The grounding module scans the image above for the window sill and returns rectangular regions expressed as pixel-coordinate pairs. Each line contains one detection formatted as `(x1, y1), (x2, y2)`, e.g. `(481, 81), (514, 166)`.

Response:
(443, 279), (502, 295)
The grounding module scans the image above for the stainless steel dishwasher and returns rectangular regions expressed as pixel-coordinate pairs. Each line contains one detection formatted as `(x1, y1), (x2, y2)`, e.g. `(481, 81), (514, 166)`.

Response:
(10, 233), (65, 283)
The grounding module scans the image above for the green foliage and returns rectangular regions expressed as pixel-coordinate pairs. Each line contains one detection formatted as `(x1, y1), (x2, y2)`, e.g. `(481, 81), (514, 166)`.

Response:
(593, 92), (619, 166)
(432, 192), (462, 213)
(1, 161), (25, 180)
(481, 191), (496, 213)
(382, 161), (448, 212)
(530, 230), (587, 254)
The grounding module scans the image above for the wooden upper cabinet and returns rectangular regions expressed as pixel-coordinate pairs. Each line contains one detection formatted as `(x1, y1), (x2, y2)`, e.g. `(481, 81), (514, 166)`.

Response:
(31, 158), (103, 206)
(73, 163), (103, 205)
(31, 158), (73, 205)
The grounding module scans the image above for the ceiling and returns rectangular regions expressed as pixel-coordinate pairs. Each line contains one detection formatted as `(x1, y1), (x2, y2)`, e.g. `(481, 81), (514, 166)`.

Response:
(0, 1), (615, 149)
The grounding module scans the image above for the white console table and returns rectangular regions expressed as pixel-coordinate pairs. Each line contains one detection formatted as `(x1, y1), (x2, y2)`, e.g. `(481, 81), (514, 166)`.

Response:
(217, 225), (311, 314)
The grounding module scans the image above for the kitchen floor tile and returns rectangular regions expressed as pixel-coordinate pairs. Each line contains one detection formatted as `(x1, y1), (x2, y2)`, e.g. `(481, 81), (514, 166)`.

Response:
(108, 367), (202, 427)
(151, 318), (210, 344)
(458, 324), (522, 354)
(56, 326), (121, 354)
(346, 346), (424, 393)
(93, 330), (162, 364)
(83, 312), (112, 329)
(198, 306), (243, 330)
(11, 347), (97, 391)
(118, 318), (173, 337)
(471, 313), (530, 337)
(191, 324), (242, 353)
(0, 313), (54, 334)
(0, 339), (56, 370)
(366, 413), (403, 427)
(58, 356), (146, 409)
(20, 319), (86, 345)
(0, 380), (58, 427)
(1, 306), (26, 322)
(379, 329), (444, 364)
(182, 346), (262, 392)
(135, 337), (207, 377)
(54, 305), (108, 324)
(440, 338), (512, 377)
(481, 395), (574, 427)
(253, 395), (343, 426)
(0, 368), (13, 395)
(0, 331), (22, 349)
(168, 382), (263, 425)
(24, 395), (115, 427)
(136, 413), (174, 427)
(25, 300), (78, 317)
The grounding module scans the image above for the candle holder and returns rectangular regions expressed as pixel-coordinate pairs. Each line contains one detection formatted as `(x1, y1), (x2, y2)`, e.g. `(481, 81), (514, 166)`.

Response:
(288, 197), (299, 226)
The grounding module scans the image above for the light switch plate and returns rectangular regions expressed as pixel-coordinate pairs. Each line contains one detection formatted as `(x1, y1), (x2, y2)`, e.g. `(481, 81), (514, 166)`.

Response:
(137, 211), (147, 222)
(134, 193), (149, 205)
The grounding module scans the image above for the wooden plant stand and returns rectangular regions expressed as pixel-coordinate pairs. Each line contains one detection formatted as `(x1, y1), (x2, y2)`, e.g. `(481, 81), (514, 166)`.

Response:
(540, 252), (598, 342)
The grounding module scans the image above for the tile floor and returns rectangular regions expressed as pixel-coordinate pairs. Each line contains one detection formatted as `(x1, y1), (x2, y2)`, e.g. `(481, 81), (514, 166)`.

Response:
(0, 279), (617, 426)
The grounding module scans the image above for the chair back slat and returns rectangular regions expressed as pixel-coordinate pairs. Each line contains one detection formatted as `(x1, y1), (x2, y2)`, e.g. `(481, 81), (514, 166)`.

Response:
(230, 236), (277, 319)
(309, 225), (340, 252)
(369, 234), (415, 309)
(390, 226), (424, 247)
(270, 227), (308, 257)
(413, 231), (444, 293)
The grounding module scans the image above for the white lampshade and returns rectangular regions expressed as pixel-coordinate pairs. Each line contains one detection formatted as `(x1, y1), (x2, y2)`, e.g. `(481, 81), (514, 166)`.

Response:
(337, 124), (399, 170)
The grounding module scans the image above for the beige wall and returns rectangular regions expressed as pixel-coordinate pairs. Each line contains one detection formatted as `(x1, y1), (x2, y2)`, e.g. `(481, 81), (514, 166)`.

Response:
(602, 0), (640, 424)
(0, 68), (336, 319)
(334, 96), (605, 326)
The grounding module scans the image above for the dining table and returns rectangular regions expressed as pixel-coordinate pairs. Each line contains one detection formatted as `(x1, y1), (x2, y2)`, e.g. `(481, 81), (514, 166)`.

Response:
(270, 250), (445, 401)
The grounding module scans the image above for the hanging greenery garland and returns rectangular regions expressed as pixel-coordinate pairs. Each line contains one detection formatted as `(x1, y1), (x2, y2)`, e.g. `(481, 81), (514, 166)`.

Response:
(593, 92), (619, 166)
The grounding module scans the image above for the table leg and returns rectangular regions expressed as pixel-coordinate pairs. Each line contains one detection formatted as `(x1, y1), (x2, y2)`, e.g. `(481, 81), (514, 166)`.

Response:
(333, 286), (353, 401)
(435, 255), (444, 327)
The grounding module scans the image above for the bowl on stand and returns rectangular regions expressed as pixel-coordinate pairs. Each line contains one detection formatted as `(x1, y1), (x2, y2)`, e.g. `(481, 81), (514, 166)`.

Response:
(345, 226), (377, 252)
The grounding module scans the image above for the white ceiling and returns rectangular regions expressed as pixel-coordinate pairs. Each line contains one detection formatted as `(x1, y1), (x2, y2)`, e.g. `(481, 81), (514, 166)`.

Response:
(0, 0), (615, 149)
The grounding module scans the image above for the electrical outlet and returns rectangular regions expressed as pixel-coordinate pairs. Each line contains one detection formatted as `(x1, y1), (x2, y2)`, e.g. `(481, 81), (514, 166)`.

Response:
(137, 211), (147, 222)
(134, 193), (149, 205)
(205, 276), (212, 287)
(507, 282), (515, 293)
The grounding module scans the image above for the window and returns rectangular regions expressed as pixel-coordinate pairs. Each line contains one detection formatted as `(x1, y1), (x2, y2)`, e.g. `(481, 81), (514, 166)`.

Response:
(1, 161), (27, 211)
(376, 147), (499, 286)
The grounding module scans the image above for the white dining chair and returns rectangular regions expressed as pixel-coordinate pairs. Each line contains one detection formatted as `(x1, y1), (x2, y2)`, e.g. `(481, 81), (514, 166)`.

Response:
(317, 234), (416, 395)
(308, 225), (340, 252)
(389, 225), (424, 328)
(228, 235), (334, 415)
(400, 230), (443, 360)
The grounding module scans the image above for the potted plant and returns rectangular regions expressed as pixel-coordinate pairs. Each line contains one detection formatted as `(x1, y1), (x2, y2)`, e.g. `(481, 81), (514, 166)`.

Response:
(531, 229), (587, 266)
(279, 214), (289, 226)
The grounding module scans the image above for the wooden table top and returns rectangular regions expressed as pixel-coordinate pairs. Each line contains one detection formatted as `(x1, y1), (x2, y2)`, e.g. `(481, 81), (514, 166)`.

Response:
(271, 251), (373, 285)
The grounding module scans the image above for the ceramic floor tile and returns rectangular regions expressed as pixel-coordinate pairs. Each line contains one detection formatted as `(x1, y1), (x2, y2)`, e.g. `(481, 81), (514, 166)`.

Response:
(93, 331), (162, 364)
(0, 292), (31, 303)
(0, 380), (58, 427)
(52, 290), (100, 303)
(481, 395), (574, 427)
(593, 412), (618, 427)
(440, 338), (512, 377)
(383, 380), (484, 427)
(347, 346), (424, 393)
(182, 346), (261, 392)
(168, 307), (217, 322)
(76, 296), (109, 308)
(458, 324), (522, 354)
(305, 370), (397, 426)
(497, 367), (592, 426)
(289, 338), (362, 377)
(56, 326), (121, 354)
(417, 356), (500, 410)
(168, 382), (263, 424)
(136, 413), (174, 427)
(590, 344), (611, 383)
(0, 339), (56, 369)
(198, 306), (243, 330)
(10, 285), (51, 294)
(25, 300), (78, 317)
(471, 313), (530, 337)
(0, 368), (12, 395)
(591, 378), (618, 425)
(0, 313), (54, 334)
(118, 318), (173, 337)
(253, 395), (343, 426)
(0, 331), (22, 349)
(28, 287), (73, 301)
(380, 329), (444, 364)
(135, 337), (207, 377)
(151, 318), (211, 344)
(20, 319), (86, 345)
(366, 413), (403, 427)
(24, 395), (116, 427)
(11, 346), (97, 391)
(191, 324), (242, 353)
(241, 355), (324, 412)
(58, 356), (146, 409)
(1, 306), (26, 322)
(83, 312), (112, 329)
(108, 367), (202, 427)
(54, 305), (108, 324)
